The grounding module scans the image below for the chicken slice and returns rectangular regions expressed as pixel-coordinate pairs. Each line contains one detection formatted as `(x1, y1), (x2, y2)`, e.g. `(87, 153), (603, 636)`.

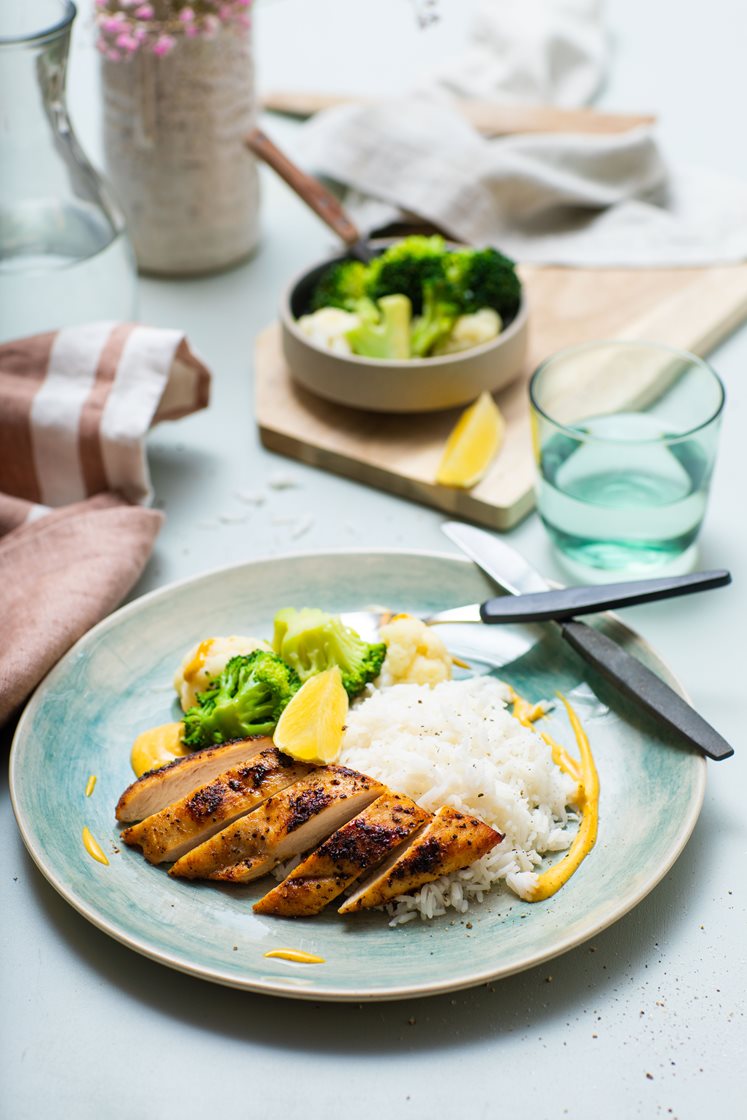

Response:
(121, 748), (312, 864)
(115, 736), (272, 823)
(253, 792), (431, 917)
(338, 805), (502, 914)
(169, 765), (385, 882)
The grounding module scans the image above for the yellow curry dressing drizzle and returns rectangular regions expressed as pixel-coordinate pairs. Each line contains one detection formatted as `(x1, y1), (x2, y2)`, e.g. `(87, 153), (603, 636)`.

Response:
(85, 774), (97, 798)
(183, 638), (214, 681)
(130, 722), (189, 778)
(264, 949), (325, 964)
(511, 691), (581, 785)
(82, 827), (109, 866)
(510, 689), (599, 901)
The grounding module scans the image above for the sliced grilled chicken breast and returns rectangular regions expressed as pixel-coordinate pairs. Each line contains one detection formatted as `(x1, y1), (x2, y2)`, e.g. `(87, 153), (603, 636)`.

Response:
(339, 805), (502, 913)
(169, 766), (384, 883)
(121, 749), (312, 863)
(115, 736), (272, 823)
(253, 792), (431, 917)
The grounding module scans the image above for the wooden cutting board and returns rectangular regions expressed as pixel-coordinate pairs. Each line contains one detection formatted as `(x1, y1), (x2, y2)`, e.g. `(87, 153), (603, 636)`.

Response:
(255, 264), (747, 530)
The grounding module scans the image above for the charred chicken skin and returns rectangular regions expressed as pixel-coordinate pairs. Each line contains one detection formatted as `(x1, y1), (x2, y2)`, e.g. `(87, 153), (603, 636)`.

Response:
(115, 736), (273, 823)
(121, 748), (311, 864)
(169, 765), (384, 883)
(253, 792), (430, 917)
(338, 805), (502, 913)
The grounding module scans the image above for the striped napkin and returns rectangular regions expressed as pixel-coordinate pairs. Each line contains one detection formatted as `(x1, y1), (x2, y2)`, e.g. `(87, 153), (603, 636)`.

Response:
(0, 494), (164, 726)
(0, 322), (211, 726)
(0, 321), (210, 512)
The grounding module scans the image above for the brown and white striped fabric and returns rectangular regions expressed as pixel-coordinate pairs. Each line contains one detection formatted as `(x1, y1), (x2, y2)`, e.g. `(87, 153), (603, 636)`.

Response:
(0, 321), (210, 512)
(0, 322), (211, 725)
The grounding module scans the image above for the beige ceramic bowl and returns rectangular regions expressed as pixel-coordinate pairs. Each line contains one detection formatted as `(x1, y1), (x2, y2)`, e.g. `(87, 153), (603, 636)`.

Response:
(279, 246), (528, 413)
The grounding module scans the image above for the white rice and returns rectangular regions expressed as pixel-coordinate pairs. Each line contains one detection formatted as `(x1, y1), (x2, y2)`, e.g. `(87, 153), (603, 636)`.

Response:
(338, 676), (577, 924)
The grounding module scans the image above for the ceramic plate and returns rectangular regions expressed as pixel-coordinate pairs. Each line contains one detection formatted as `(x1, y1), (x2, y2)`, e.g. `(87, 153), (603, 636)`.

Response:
(10, 551), (705, 1001)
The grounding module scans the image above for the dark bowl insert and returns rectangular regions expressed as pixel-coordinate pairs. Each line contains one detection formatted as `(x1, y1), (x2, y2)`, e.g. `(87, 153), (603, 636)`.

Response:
(289, 246), (522, 328)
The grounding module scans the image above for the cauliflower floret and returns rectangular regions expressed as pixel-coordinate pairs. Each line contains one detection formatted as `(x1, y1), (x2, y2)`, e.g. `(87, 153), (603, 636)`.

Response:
(378, 616), (453, 687)
(296, 307), (362, 355)
(432, 308), (502, 356)
(174, 635), (272, 711)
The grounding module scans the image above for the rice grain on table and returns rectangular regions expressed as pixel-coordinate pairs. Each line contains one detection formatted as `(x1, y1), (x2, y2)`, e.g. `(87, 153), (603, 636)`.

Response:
(338, 676), (577, 924)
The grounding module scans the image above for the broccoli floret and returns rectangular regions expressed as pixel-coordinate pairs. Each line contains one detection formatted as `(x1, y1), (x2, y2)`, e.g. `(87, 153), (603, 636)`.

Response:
(273, 607), (386, 698)
(445, 247), (521, 323)
(182, 650), (301, 747)
(410, 279), (460, 357)
(366, 235), (449, 314)
(310, 259), (369, 312)
(346, 294), (412, 360)
(309, 240), (522, 357)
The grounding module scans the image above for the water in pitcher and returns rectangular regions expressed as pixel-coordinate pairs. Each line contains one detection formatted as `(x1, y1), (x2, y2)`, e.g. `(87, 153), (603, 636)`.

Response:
(0, 1), (136, 343)
(0, 202), (135, 342)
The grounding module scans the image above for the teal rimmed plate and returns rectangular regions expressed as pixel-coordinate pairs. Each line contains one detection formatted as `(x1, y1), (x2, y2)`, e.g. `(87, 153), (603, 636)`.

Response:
(10, 550), (705, 1001)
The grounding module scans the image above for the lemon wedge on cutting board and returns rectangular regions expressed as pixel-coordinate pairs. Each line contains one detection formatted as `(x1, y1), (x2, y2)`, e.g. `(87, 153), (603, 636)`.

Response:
(273, 666), (349, 764)
(436, 391), (505, 488)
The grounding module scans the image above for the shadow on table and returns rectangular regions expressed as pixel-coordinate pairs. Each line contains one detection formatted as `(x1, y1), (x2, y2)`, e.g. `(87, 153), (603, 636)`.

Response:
(19, 789), (731, 1057)
(146, 441), (219, 511)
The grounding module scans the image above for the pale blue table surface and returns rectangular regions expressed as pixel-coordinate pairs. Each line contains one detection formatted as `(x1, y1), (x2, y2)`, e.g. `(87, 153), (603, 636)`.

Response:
(2, 2), (745, 1117)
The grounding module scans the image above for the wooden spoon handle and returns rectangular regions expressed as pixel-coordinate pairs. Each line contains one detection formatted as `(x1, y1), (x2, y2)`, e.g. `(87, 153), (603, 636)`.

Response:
(245, 127), (361, 246)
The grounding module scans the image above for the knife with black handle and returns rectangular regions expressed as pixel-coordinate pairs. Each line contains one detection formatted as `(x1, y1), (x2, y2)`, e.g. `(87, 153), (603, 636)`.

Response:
(443, 522), (734, 762)
(558, 620), (733, 759)
(480, 569), (730, 623)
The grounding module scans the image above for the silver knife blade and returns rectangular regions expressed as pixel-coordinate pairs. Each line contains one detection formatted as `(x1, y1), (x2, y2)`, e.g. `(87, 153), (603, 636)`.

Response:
(442, 522), (551, 595)
(441, 521), (734, 762)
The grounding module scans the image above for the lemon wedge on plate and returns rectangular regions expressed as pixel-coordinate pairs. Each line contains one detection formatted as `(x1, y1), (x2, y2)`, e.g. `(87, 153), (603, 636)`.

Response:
(436, 390), (505, 488)
(273, 666), (349, 765)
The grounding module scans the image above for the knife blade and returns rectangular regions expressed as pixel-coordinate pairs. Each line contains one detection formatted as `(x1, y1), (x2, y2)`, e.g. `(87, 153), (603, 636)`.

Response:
(442, 522), (734, 762)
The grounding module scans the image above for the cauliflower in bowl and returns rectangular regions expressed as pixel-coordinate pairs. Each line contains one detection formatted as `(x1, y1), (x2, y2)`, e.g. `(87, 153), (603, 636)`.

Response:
(378, 616), (452, 687)
(432, 309), (502, 355)
(296, 307), (361, 355)
(174, 635), (272, 711)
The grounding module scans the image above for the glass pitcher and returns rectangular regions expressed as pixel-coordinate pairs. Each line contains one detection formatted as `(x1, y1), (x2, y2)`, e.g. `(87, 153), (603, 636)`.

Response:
(0, 1), (136, 342)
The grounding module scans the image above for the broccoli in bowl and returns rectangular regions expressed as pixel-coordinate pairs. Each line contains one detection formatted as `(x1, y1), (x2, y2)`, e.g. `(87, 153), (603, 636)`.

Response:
(296, 236), (521, 362)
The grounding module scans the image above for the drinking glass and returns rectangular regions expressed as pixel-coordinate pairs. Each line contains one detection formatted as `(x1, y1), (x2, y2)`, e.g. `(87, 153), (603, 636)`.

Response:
(529, 340), (725, 574)
(0, 0), (137, 342)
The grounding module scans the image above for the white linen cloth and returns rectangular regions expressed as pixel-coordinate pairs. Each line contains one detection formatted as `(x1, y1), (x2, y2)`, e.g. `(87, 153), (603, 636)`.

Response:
(298, 0), (747, 267)
(426, 0), (608, 107)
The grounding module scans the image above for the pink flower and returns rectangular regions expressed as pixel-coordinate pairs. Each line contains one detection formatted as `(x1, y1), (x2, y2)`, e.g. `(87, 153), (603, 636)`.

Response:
(152, 33), (176, 56)
(178, 6), (195, 21)
(101, 14), (126, 32)
(184, 23), (199, 37)
(107, 48), (122, 61)
(115, 32), (140, 51)
(134, 3), (154, 18)
(201, 14), (220, 37)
